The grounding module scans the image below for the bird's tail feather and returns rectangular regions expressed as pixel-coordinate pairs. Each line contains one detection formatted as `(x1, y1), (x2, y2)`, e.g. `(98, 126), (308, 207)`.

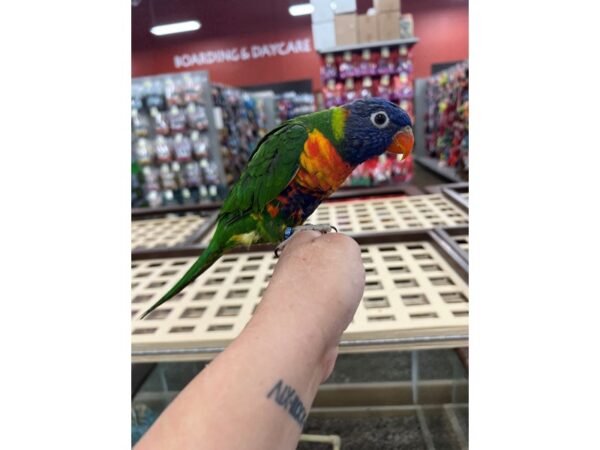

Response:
(138, 240), (224, 319)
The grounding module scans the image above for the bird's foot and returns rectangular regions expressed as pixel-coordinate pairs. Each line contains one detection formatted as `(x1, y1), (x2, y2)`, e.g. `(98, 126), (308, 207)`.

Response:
(274, 224), (338, 257)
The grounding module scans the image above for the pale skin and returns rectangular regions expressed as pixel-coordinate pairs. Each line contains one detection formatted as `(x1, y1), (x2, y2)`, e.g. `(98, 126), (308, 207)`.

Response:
(135, 231), (366, 450)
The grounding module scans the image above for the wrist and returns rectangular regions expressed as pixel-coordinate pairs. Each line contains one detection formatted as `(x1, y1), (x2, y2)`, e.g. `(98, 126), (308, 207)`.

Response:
(244, 291), (338, 383)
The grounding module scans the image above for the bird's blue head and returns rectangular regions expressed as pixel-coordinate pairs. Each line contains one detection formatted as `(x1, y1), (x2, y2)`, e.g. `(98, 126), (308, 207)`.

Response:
(339, 98), (414, 166)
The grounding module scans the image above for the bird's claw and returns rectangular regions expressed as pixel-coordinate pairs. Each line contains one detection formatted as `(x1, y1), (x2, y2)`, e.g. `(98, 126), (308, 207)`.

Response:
(274, 224), (338, 257)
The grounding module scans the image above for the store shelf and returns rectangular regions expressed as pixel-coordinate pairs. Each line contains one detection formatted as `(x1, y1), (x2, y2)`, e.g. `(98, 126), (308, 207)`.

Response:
(317, 37), (419, 54)
(131, 229), (468, 362)
(132, 203), (222, 219)
(131, 185), (423, 219)
(441, 184), (468, 212)
(132, 212), (218, 250)
(132, 194), (469, 254)
(422, 61), (469, 180)
(433, 226), (469, 269)
(415, 157), (463, 183)
(132, 216), (207, 250)
(194, 194), (469, 246)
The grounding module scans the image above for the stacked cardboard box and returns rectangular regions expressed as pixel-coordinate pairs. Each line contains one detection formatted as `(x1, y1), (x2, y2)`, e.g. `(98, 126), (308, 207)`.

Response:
(335, 13), (358, 46)
(357, 14), (378, 43)
(311, 0), (358, 49)
(356, 0), (412, 45)
(374, 0), (401, 41)
(312, 0), (412, 49)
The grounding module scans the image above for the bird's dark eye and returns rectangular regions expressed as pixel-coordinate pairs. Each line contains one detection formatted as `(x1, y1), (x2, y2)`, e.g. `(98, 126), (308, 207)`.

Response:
(370, 111), (390, 128)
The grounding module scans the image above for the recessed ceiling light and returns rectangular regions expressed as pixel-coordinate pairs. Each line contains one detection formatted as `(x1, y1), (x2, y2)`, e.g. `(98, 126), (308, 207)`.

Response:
(288, 3), (314, 16)
(150, 20), (201, 36)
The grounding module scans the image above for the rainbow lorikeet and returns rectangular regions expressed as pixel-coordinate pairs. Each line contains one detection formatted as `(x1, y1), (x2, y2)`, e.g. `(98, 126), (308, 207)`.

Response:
(140, 98), (414, 318)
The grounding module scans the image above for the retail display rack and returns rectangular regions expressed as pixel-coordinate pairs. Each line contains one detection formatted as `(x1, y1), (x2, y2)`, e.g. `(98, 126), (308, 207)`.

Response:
(317, 38), (419, 116)
(132, 71), (225, 209)
(275, 91), (316, 123)
(416, 61), (469, 182)
(210, 84), (269, 186)
(132, 71), (273, 209)
(131, 185), (469, 363)
(424, 182), (469, 212)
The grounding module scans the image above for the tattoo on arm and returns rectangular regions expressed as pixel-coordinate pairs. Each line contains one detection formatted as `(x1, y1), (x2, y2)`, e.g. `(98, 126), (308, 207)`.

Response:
(266, 379), (308, 427)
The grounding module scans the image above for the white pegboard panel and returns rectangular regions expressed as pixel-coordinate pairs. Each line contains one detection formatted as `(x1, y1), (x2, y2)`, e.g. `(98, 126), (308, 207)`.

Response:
(452, 235), (469, 253)
(199, 194), (468, 244)
(132, 215), (207, 250)
(310, 194), (468, 233)
(132, 241), (468, 357)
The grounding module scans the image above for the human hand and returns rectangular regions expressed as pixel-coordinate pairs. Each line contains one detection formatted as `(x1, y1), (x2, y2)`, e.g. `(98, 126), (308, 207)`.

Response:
(250, 230), (366, 381)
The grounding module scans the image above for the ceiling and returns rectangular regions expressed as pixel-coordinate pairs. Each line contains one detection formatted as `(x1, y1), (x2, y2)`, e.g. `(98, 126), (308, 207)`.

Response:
(132, 0), (316, 52)
(131, 0), (464, 52)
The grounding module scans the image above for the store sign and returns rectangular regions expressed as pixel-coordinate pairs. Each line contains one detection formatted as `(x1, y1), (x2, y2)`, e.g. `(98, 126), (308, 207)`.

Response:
(133, 28), (321, 88)
(173, 38), (313, 69)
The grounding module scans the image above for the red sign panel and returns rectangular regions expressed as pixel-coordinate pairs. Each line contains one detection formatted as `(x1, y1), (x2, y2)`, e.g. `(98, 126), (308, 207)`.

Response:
(132, 28), (322, 89)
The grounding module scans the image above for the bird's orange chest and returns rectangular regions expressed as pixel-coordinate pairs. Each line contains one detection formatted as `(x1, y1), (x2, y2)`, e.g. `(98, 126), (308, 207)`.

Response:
(294, 129), (353, 194)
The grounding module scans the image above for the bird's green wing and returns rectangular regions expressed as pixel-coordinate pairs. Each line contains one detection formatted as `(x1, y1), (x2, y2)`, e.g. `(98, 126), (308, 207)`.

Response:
(219, 121), (308, 222)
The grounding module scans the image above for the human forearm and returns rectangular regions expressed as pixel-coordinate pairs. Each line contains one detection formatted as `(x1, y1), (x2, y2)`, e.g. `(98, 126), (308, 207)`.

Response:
(136, 290), (333, 449)
(135, 231), (365, 450)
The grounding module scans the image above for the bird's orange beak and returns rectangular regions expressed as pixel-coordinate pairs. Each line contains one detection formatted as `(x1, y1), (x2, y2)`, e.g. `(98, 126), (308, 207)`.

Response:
(386, 126), (414, 160)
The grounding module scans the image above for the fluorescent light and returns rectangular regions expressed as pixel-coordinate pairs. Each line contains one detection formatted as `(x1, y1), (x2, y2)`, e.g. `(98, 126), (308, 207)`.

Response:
(289, 3), (314, 16)
(150, 20), (201, 36)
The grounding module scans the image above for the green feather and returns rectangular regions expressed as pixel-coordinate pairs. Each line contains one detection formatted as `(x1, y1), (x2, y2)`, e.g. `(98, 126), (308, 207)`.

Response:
(139, 119), (313, 319)
(138, 238), (223, 319)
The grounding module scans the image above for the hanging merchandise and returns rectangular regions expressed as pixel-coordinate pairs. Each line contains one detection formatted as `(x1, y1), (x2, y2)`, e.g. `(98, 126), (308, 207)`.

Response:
(131, 83), (144, 110)
(322, 79), (336, 109)
(132, 109), (150, 137)
(333, 81), (345, 106)
(344, 78), (357, 103)
(338, 51), (355, 79)
(162, 189), (177, 206)
(154, 136), (172, 163)
(424, 61), (469, 179)
(173, 133), (193, 162)
(377, 74), (392, 101)
(164, 77), (183, 107)
(359, 49), (377, 77)
(190, 130), (209, 159)
(143, 80), (165, 111)
(180, 187), (193, 204)
(171, 161), (186, 188)
(186, 103), (208, 130)
(182, 73), (203, 103)
(211, 84), (263, 186)
(321, 54), (338, 83)
(377, 46), (396, 76)
(146, 190), (162, 208)
(168, 105), (187, 133)
(150, 107), (169, 136)
(134, 138), (153, 165)
(159, 163), (177, 190)
(142, 166), (161, 192)
(360, 76), (373, 98)
(275, 92), (316, 122)
(184, 161), (202, 187)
